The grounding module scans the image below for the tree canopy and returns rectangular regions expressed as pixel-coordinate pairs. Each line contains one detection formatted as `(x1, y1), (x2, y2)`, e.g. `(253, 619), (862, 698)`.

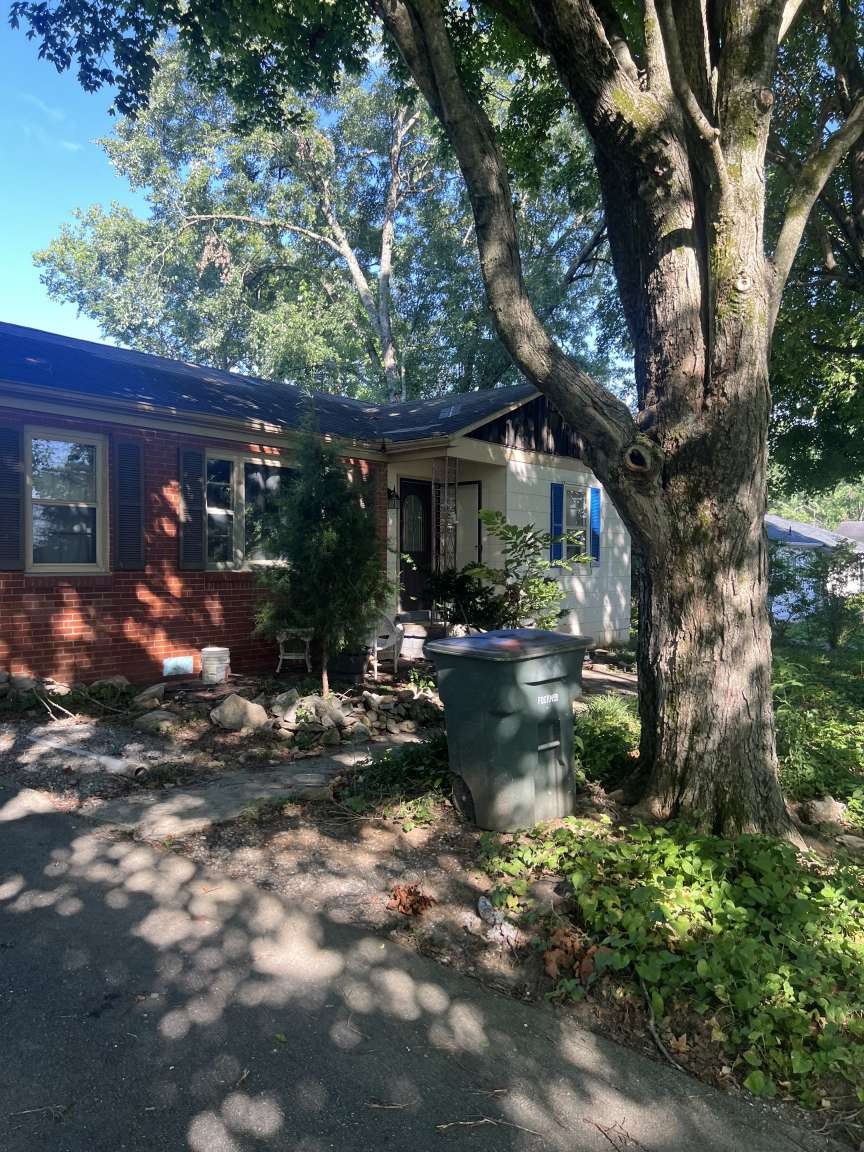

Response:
(35, 41), (620, 400)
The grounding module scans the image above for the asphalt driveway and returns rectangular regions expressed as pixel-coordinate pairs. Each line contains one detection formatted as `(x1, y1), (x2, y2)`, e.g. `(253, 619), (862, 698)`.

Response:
(0, 785), (832, 1152)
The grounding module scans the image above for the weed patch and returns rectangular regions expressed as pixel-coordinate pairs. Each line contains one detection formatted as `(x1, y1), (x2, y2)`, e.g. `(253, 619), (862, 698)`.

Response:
(482, 820), (864, 1110)
(334, 732), (450, 830)
(573, 695), (640, 788)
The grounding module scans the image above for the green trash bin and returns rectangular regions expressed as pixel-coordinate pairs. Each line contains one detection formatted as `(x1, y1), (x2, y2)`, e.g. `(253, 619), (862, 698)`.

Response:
(425, 628), (592, 831)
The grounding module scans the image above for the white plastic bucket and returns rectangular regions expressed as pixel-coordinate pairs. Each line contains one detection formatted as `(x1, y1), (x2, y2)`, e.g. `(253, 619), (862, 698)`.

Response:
(201, 646), (230, 684)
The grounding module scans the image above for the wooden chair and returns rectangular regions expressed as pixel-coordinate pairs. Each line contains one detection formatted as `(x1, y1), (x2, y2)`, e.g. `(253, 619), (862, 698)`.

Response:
(276, 628), (313, 674)
(368, 615), (404, 681)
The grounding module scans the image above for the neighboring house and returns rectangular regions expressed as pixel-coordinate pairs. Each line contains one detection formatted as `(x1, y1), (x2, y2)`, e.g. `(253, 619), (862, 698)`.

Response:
(0, 322), (631, 684)
(765, 514), (864, 621)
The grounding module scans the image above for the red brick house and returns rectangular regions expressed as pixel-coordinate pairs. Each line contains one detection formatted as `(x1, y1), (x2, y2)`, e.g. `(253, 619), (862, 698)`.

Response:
(0, 322), (631, 684)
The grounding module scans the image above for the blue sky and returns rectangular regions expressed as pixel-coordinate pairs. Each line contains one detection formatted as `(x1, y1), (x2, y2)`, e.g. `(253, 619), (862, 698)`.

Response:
(0, 26), (145, 342)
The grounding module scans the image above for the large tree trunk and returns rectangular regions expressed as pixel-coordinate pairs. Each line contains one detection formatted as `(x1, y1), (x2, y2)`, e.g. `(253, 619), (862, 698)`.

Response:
(634, 463), (788, 835)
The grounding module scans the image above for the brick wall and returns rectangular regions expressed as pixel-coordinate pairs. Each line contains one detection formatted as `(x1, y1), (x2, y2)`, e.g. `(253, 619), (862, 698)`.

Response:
(0, 411), (387, 684)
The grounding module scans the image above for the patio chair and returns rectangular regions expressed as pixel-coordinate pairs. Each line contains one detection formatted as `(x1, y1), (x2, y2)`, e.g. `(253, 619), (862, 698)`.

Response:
(276, 628), (313, 674)
(367, 615), (404, 681)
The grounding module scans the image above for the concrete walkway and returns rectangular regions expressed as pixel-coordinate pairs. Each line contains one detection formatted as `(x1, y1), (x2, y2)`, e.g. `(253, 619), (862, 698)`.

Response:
(87, 741), (402, 840)
(0, 785), (834, 1152)
(88, 763), (341, 839)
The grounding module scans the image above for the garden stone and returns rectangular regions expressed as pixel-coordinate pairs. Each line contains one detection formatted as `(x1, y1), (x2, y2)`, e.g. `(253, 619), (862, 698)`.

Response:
(133, 710), (176, 735)
(362, 690), (383, 709)
(270, 689), (300, 718)
(800, 795), (846, 826)
(210, 694), (269, 732)
(322, 727), (341, 747)
(44, 680), (72, 697)
(11, 674), (39, 691)
(400, 719), (417, 733)
(396, 690), (415, 703)
(132, 683), (165, 709)
(837, 833), (864, 856)
(346, 723), (371, 742)
(314, 698), (347, 728)
(386, 718), (401, 735)
(378, 699), (395, 713)
(90, 675), (131, 691)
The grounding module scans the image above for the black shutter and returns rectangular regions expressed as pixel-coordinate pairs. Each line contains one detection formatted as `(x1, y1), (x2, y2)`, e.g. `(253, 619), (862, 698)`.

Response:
(0, 427), (24, 571)
(114, 440), (144, 570)
(178, 447), (205, 570)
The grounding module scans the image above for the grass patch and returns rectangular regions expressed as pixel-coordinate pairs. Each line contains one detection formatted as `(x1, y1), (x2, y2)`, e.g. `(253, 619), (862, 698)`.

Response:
(773, 646), (864, 812)
(573, 694), (640, 788)
(482, 819), (864, 1109)
(334, 731), (450, 830)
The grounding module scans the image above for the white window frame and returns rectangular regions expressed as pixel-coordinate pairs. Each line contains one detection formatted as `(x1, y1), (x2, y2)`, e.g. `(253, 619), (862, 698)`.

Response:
(563, 483), (589, 562)
(205, 450), (289, 570)
(24, 426), (108, 574)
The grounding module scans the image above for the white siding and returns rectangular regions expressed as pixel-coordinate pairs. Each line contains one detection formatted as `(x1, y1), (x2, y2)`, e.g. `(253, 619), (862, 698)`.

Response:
(504, 459), (631, 645)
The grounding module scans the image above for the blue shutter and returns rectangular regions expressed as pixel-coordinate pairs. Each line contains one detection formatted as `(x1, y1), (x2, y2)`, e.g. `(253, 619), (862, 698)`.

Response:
(589, 487), (601, 562)
(550, 483), (564, 561)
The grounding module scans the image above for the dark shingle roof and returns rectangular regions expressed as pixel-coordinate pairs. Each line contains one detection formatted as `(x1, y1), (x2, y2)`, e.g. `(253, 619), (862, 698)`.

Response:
(0, 322), (536, 445)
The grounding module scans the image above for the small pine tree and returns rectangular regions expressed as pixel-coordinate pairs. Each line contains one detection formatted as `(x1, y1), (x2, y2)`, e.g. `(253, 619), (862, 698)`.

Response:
(255, 413), (391, 694)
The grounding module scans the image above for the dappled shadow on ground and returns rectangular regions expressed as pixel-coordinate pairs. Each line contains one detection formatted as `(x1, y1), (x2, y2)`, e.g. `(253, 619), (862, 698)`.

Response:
(0, 785), (830, 1152)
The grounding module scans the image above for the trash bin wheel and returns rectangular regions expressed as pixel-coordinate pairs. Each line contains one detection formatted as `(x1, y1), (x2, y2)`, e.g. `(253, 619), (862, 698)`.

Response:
(450, 774), (476, 823)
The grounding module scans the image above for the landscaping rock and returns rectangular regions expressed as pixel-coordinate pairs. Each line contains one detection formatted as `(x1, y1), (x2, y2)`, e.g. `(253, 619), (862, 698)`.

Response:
(133, 709), (176, 735)
(210, 694), (269, 731)
(837, 833), (864, 856)
(345, 723), (371, 742)
(396, 689), (415, 703)
(90, 675), (131, 691)
(400, 719), (417, 733)
(800, 795), (846, 826)
(132, 683), (165, 709)
(43, 680), (72, 697)
(322, 728), (341, 747)
(385, 718), (401, 735)
(314, 697), (347, 728)
(362, 690), (383, 709)
(270, 688), (300, 718)
(11, 674), (39, 691)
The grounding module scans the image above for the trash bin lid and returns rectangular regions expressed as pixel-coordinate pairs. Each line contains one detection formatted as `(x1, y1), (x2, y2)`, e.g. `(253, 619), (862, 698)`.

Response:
(426, 628), (593, 662)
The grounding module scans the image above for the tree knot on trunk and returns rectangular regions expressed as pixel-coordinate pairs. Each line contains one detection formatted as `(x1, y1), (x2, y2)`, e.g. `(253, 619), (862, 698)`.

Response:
(622, 437), (662, 477)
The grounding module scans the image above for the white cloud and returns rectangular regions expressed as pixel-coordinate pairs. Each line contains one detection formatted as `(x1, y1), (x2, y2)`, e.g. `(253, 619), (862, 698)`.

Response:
(18, 92), (66, 123)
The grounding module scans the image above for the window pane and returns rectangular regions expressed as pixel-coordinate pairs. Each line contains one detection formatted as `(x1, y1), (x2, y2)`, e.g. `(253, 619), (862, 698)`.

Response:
(244, 462), (286, 562)
(31, 438), (96, 502)
(565, 487), (586, 560)
(207, 511), (234, 564)
(32, 505), (97, 565)
(207, 458), (233, 511)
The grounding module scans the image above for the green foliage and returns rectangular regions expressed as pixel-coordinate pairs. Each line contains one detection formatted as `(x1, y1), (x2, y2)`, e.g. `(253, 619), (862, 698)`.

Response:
(573, 695), (640, 788)
(465, 509), (585, 630)
(768, 474), (864, 532)
(773, 647), (864, 802)
(483, 820), (864, 1107)
(32, 40), (617, 400)
(334, 731), (450, 830)
(424, 564), (501, 630)
(254, 414), (390, 689)
(769, 541), (864, 650)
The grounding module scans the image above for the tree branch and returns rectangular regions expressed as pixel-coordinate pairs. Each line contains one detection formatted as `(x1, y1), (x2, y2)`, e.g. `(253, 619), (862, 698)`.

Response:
(655, 0), (729, 194)
(771, 95), (864, 325)
(373, 0), (658, 519)
(779, 0), (809, 42)
(181, 212), (344, 255)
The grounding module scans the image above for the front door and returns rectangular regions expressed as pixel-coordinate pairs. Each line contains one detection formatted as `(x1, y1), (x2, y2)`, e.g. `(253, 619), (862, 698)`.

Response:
(400, 479), (432, 611)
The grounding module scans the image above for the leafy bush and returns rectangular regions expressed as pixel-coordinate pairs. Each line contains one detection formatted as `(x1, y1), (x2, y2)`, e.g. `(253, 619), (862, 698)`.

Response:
(769, 541), (864, 649)
(573, 694), (640, 788)
(424, 565), (502, 630)
(773, 648), (864, 801)
(334, 731), (450, 829)
(483, 820), (864, 1107)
